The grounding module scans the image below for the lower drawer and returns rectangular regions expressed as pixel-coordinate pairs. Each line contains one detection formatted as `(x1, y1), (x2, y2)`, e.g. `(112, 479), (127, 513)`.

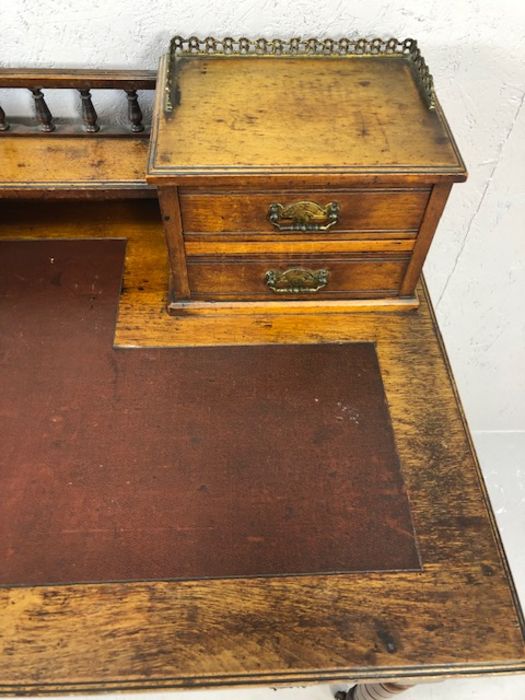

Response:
(186, 254), (410, 301)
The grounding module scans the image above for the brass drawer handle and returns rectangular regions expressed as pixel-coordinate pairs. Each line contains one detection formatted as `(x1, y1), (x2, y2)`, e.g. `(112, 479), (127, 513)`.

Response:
(265, 268), (329, 294)
(268, 200), (340, 232)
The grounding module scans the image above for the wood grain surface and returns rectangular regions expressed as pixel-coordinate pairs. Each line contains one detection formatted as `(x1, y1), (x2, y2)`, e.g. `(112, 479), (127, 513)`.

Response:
(0, 68), (156, 89)
(0, 199), (523, 694)
(148, 55), (466, 181)
(0, 137), (152, 193)
(183, 240), (416, 255)
(185, 253), (409, 300)
(178, 188), (430, 234)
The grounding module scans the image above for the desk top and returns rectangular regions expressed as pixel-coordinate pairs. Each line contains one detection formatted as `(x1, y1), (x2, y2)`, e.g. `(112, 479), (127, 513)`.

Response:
(0, 200), (524, 694)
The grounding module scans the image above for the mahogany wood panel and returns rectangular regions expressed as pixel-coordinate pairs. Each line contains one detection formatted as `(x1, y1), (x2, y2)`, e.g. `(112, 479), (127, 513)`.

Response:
(0, 200), (523, 695)
(148, 56), (466, 181)
(158, 186), (190, 298)
(400, 183), (452, 295)
(184, 231), (417, 242)
(0, 68), (156, 90)
(186, 254), (409, 300)
(167, 297), (420, 315)
(0, 136), (152, 193)
(184, 240), (415, 255)
(179, 188), (430, 234)
(0, 238), (420, 585)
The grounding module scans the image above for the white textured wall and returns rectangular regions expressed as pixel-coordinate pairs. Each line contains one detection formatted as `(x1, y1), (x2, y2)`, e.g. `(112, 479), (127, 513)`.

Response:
(1, 0), (524, 434)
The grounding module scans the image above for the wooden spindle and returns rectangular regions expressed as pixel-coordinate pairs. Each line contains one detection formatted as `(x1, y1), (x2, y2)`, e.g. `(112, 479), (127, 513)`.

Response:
(30, 88), (55, 132)
(126, 89), (144, 132)
(79, 89), (100, 132)
(0, 104), (8, 131)
(336, 683), (413, 699)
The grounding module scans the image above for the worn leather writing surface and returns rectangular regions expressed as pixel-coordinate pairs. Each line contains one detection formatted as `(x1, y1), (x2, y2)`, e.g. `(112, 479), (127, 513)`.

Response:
(0, 239), (420, 585)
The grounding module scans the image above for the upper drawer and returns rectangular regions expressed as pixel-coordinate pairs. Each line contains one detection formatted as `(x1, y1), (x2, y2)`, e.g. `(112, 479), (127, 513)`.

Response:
(179, 188), (430, 234)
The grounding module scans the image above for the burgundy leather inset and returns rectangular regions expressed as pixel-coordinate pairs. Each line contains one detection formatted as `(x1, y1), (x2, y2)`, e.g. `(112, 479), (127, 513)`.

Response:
(0, 239), (420, 586)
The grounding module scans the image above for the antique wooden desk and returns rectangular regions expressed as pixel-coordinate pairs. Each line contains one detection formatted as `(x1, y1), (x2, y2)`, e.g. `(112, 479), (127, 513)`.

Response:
(0, 38), (524, 699)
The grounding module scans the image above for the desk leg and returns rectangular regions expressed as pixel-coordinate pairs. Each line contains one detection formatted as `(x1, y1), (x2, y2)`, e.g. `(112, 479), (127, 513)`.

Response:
(336, 682), (413, 699)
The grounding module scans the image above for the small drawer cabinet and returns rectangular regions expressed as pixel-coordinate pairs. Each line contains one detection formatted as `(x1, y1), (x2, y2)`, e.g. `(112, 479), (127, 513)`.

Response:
(147, 36), (466, 314)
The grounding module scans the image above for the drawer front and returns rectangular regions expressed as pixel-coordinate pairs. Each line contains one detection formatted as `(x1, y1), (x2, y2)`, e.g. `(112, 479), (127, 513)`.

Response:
(186, 254), (409, 301)
(179, 188), (430, 235)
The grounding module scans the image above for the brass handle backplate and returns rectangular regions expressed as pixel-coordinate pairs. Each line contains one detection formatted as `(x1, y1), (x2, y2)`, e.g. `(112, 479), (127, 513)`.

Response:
(265, 268), (329, 294)
(268, 200), (340, 232)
